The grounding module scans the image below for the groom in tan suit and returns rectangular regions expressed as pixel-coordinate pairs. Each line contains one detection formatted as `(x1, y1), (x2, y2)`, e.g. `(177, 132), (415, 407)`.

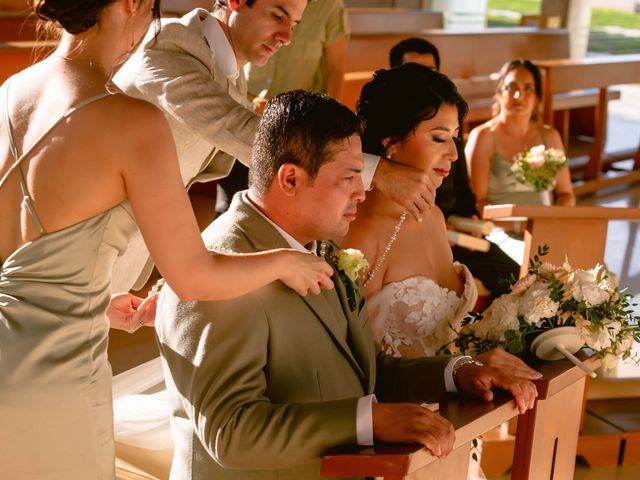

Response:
(155, 90), (537, 480)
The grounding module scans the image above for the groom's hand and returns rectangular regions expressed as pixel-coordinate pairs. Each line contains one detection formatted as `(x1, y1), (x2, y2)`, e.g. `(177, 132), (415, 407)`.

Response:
(372, 403), (454, 457)
(455, 364), (538, 414)
(372, 158), (436, 221)
(475, 348), (543, 381)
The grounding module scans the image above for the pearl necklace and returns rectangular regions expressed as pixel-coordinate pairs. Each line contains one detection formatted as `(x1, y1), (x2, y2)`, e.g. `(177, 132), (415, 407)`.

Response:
(363, 211), (408, 287)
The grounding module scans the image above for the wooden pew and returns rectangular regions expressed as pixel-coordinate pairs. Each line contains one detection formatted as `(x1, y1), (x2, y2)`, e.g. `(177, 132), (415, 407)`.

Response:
(321, 353), (600, 480)
(341, 27), (571, 114)
(482, 204), (640, 276)
(536, 55), (640, 193)
(345, 27), (569, 76)
(347, 8), (443, 34)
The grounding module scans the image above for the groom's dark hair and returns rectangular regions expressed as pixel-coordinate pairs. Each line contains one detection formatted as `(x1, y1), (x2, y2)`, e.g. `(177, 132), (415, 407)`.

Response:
(250, 90), (361, 196)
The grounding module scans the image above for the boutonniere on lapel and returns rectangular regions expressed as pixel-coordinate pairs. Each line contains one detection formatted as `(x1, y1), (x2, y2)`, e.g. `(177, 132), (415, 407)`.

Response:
(321, 242), (369, 312)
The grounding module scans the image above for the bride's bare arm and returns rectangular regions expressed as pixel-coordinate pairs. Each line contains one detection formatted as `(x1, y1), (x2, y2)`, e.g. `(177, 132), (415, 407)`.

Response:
(120, 103), (333, 301)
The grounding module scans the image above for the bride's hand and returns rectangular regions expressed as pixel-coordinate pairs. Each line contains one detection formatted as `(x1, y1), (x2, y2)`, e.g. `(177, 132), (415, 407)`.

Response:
(107, 292), (158, 333)
(276, 250), (334, 296)
(476, 348), (543, 380)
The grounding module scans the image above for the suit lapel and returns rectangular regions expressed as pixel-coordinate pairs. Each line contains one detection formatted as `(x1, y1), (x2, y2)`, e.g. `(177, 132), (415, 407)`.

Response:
(322, 242), (376, 392)
(226, 196), (368, 383)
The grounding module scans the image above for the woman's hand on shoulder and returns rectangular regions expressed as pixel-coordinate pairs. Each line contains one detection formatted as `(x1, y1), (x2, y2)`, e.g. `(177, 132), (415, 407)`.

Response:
(274, 249), (334, 296)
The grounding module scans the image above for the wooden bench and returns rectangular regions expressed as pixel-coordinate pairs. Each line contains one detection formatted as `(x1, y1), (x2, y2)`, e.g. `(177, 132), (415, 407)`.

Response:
(347, 7), (443, 34)
(536, 55), (640, 193)
(341, 27), (572, 115)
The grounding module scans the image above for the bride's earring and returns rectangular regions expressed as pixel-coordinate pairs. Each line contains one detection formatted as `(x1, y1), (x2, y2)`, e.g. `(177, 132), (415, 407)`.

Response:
(384, 148), (395, 160)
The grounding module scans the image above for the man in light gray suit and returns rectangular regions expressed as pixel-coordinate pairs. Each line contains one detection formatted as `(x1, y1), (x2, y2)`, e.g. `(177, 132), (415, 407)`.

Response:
(155, 91), (537, 480)
(114, 0), (436, 290)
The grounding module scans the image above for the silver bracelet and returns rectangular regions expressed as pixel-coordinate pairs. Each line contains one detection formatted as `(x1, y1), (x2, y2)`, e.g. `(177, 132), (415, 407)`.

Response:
(452, 357), (484, 385)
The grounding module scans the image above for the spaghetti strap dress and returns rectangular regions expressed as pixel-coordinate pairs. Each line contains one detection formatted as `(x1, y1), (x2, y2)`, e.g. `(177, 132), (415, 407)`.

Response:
(0, 81), (139, 479)
(487, 126), (553, 206)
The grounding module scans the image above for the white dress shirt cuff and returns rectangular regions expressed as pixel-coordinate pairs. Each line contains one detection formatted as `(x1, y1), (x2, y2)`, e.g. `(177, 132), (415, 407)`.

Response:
(362, 153), (380, 191)
(444, 356), (470, 393)
(356, 394), (377, 445)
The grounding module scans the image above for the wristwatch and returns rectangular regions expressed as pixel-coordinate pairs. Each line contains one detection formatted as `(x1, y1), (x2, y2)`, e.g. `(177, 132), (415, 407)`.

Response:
(452, 356), (484, 386)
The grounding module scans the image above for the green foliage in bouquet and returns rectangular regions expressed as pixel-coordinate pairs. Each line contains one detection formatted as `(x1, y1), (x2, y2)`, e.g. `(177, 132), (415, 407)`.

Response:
(439, 246), (640, 369)
(510, 145), (567, 192)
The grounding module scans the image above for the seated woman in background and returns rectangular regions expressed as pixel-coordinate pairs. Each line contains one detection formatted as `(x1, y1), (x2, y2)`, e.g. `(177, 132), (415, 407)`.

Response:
(343, 64), (540, 380)
(465, 59), (575, 210)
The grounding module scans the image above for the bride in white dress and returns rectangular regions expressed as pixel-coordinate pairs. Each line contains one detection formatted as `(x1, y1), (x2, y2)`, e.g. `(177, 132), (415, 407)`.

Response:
(345, 64), (542, 377)
(344, 63), (476, 358)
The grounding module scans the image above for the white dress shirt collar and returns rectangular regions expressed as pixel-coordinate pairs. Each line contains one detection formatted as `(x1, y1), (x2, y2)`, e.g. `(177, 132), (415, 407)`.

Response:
(244, 192), (318, 254)
(201, 13), (239, 81)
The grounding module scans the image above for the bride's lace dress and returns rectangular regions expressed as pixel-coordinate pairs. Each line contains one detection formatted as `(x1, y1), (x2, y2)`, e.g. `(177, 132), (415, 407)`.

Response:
(367, 262), (478, 357)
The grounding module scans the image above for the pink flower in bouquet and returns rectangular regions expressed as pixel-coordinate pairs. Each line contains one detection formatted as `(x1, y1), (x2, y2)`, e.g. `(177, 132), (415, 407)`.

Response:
(526, 144), (546, 167)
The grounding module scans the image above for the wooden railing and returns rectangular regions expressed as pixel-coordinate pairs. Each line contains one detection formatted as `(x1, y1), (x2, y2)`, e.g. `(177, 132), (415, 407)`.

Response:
(321, 353), (600, 479)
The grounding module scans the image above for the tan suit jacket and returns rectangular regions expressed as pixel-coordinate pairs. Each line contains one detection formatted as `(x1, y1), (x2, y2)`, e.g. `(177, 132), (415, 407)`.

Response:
(155, 193), (453, 480)
(111, 9), (260, 290)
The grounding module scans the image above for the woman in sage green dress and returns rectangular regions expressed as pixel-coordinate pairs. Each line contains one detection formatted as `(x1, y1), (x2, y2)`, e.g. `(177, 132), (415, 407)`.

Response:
(465, 59), (575, 211)
(0, 1), (332, 479)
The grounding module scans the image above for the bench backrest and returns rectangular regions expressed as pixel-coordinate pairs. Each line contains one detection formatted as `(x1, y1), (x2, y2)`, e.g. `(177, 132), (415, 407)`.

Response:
(347, 8), (443, 34)
(346, 27), (570, 78)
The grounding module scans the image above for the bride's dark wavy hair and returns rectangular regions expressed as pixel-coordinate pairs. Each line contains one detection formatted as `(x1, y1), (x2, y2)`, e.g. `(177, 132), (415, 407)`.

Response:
(32, 0), (161, 36)
(357, 63), (468, 157)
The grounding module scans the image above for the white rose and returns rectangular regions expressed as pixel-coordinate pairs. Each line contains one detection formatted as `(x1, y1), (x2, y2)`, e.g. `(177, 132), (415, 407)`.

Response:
(602, 353), (619, 370)
(511, 274), (536, 295)
(538, 262), (558, 274)
(576, 316), (620, 351)
(474, 294), (520, 341)
(615, 332), (634, 356)
(568, 269), (610, 306)
(337, 248), (369, 282)
(519, 281), (559, 326)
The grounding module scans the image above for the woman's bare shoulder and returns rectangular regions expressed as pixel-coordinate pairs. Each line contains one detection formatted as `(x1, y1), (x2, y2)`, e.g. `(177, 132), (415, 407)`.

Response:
(540, 123), (564, 149)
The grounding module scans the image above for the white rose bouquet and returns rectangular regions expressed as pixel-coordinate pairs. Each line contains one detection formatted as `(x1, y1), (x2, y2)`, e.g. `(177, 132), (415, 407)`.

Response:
(510, 144), (567, 192)
(441, 245), (640, 369)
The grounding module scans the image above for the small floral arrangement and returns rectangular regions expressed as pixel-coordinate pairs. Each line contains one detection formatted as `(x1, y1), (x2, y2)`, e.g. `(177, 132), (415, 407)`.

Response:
(337, 248), (369, 282)
(442, 246), (640, 369)
(322, 243), (369, 312)
(510, 144), (567, 192)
